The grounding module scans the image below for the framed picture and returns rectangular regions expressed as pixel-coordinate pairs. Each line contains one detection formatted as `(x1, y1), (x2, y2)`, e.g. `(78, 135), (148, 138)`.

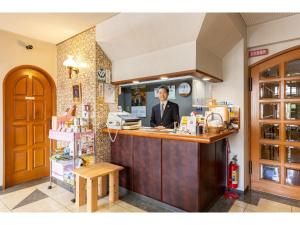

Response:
(97, 68), (106, 82)
(72, 84), (82, 103)
(131, 87), (146, 106)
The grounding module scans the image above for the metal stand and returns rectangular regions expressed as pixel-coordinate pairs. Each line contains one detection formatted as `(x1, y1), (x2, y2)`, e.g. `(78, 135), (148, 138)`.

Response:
(48, 130), (96, 204)
(48, 139), (53, 189)
(72, 136), (77, 203)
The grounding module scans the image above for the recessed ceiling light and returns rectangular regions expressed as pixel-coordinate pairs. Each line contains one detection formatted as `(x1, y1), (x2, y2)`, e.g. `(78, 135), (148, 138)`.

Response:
(160, 76), (168, 80)
(132, 80), (140, 84)
(202, 77), (211, 81)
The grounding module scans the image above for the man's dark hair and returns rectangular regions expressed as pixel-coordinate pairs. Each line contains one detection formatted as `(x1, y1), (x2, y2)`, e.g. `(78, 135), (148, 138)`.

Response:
(158, 85), (169, 94)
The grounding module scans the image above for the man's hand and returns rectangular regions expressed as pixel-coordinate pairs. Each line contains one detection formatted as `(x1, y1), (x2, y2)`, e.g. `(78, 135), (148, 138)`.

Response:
(155, 126), (165, 129)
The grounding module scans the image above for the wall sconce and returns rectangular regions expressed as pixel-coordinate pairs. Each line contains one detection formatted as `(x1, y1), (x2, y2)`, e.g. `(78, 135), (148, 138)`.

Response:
(63, 55), (79, 78)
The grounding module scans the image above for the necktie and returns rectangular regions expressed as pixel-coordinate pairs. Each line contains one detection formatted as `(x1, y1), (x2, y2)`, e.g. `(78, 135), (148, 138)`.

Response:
(161, 103), (164, 118)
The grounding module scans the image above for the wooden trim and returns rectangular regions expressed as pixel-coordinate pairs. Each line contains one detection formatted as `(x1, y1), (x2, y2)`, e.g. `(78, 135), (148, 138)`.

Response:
(249, 45), (300, 68)
(249, 47), (300, 199)
(102, 128), (237, 144)
(111, 69), (223, 85)
(2, 65), (56, 189)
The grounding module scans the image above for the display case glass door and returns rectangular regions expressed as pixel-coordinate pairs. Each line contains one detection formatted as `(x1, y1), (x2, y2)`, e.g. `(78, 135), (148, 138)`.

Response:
(251, 48), (300, 200)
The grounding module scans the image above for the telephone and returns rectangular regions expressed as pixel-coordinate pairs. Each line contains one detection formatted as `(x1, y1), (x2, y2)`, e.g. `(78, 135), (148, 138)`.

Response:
(106, 111), (141, 130)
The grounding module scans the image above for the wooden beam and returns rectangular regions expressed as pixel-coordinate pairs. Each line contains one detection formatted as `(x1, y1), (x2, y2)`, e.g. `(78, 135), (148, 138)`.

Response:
(111, 69), (223, 85)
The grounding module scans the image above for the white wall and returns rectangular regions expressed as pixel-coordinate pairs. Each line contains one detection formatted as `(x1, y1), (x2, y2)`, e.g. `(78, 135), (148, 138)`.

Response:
(0, 29), (57, 187)
(248, 14), (300, 65)
(112, 41), (196, 81)
(212, 39), (248, 191)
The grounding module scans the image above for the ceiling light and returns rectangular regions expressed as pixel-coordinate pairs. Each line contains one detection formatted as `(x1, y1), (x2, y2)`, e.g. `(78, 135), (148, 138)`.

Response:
(160, 76), (168, 80)
(132, 80), (140, 84)
(202, 77), (211, 81)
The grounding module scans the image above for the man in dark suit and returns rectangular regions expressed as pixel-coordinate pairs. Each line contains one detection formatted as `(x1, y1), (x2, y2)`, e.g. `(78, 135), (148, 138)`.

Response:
(150, 86), (180, 129)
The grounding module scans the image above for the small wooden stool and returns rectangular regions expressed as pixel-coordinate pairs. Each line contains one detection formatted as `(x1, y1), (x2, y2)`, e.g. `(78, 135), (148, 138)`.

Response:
(73, 162), (124, 212)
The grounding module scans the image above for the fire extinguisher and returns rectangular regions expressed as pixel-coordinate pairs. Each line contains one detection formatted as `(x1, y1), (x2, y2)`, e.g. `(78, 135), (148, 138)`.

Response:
(228, 155), (239, 189)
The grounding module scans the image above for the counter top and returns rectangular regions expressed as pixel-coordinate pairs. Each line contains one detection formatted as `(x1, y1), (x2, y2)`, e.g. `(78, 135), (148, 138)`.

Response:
(102, 128), (237, 144)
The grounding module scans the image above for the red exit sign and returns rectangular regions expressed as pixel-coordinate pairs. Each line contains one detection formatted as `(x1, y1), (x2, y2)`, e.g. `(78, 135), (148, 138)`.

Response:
(249, 49), (268, 57)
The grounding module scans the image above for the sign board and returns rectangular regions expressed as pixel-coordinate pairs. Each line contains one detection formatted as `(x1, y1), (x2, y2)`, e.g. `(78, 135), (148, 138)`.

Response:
(249, 49), (268, 58)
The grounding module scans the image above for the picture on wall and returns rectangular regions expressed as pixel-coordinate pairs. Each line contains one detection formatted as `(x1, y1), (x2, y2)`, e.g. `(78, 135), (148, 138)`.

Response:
(104, 83), (116, 104)
(72, 83), (82, 103)
(131, 87), (146, 106)
(131, 87), (147, 117)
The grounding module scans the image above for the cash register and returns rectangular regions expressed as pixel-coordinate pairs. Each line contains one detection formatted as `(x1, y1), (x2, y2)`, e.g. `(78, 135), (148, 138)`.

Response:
(106, 111), (141, 130)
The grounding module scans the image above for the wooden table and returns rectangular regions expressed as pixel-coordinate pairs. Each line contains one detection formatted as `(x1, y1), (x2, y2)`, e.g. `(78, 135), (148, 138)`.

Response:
(73, 162), (124, 212)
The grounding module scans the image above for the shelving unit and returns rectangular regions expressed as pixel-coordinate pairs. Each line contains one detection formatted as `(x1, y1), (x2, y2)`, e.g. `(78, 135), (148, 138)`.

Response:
(48, 130), (95, 202)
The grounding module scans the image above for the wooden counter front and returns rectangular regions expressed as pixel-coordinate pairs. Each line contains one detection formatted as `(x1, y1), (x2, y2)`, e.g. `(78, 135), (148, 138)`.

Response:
(104, 128), (237, 212)
(102, 128), (237, 144)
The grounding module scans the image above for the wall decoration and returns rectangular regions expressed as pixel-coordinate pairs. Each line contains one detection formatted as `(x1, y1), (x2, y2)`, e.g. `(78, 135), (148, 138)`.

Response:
(131, 87), (146, 106)
(72, 84), (82, 103)
(132, 106), (147, 118)
(178, 82), (191, 97)
(154, 85), (176, 100)
(97, 68), (106, 82)
(104, 83), (116, 104)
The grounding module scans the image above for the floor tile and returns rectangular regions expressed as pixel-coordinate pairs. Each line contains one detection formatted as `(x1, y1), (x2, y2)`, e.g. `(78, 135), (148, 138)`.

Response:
(48, 190), (75, 208)
(256, 198), (292, 212)
(0, 187), (35, 209)
(36, 182), (69, 198)
(66, 196), (116, 212)
(229, 205), (245, 212)
(13, 189), (48, 209)
(117, 200), (145, 212)
(12, 197), (69, 212)
(0, 200), (10, 212)
(292, 207), (300, 212)
(244, 204), (260, 212)
(233, 200), (248, 208)
(97, 203), (129, 212)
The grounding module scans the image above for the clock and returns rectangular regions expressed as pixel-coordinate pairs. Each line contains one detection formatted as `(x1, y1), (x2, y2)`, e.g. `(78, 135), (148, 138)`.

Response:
(178, 82), (191, 97)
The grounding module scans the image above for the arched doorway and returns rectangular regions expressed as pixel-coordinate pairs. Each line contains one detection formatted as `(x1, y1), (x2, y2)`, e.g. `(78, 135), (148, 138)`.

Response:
(250, 46), (300, 199)
(4, 65), (56, 188)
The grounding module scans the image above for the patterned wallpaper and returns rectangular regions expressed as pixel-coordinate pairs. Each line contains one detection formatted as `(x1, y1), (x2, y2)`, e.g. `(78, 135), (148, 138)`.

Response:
(57, 27), (116, 162)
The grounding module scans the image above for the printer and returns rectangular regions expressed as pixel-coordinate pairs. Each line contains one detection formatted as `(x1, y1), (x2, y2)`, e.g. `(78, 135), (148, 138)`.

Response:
(107, 111), (142, 130)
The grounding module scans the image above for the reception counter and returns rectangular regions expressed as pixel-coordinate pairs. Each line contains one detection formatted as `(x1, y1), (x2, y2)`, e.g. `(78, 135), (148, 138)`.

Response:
(102, 128), (237, 212)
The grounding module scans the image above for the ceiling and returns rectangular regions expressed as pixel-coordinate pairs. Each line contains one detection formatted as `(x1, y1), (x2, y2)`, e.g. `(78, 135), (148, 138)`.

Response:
(240, 13), (298, 26)
(0, 13), (298, 45)
(96, 13), (205, 61)
(198, 13), (243, 58)
(0, 13), (117, 44)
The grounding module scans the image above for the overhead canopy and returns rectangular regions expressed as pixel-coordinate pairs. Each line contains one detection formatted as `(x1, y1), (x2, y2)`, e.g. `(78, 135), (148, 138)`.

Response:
(96, 13), (244, 83)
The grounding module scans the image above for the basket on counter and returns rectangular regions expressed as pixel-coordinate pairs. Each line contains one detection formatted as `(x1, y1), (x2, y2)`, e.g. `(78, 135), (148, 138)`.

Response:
(205, 112), (224, 134)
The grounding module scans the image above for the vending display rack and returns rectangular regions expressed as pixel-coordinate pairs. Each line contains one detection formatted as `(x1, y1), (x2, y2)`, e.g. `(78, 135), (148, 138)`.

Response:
(48, 130), (95, 202)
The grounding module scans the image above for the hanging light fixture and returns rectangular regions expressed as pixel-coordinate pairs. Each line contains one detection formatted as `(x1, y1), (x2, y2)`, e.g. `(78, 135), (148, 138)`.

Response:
(63, 55), (79, 78)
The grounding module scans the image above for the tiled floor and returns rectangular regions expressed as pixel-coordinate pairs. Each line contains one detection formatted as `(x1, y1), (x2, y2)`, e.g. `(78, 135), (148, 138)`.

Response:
(210, 189), (300, 213)
(0, 181), (145, 213)
(1, 179), (300, 213)
(229, 198), (300, 212)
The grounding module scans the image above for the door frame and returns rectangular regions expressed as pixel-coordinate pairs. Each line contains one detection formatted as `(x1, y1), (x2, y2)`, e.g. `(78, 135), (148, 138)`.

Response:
(248, 45), (300, 194)
(2, 65), (56, 189)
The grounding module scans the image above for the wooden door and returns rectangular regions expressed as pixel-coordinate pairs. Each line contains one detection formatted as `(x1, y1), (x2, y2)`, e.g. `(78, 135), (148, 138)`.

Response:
(250, 47), (300, 200)
(5, 67), (54, 187)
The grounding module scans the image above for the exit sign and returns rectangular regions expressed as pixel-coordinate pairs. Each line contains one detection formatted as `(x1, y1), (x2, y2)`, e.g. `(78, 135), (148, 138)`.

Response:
(249, 49), (268, 57)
